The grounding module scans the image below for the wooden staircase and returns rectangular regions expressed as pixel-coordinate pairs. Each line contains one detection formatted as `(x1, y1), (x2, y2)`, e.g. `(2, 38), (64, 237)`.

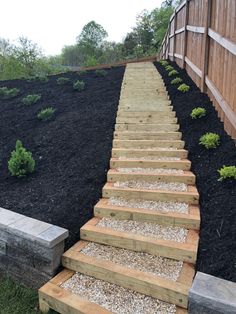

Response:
(39, 62), (200, 314)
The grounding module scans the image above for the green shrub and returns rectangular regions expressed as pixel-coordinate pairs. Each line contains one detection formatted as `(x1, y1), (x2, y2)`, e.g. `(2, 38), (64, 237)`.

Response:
(218, 165), (236, 181)
(190, 107), (206, 119)
(36, 75), (48, 82)
(0, 87), (19, 98)
(95, 69), (107, 77)
(77, 70), (87, 75)
(199, 133), (220, 149)
(57, 77), (70, 85)
(73, 80), (85, 91)
(159, 60), (169, 66)
(37, 107), (55, 121)
(171, 77), (183, 85)
(168, 70), (179, 77)
(178, 83), (190, 93)
(8, 140), (35, 177)
(22, 94), (41, 105)
(165, 65), (174, 71)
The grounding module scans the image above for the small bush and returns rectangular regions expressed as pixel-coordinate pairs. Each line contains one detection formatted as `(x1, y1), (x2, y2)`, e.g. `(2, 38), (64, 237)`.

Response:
(22, 94), (41, 105)
(159, 60), (169, 66)
(57, 77), (70, 85)
(199, 132), (220, 149)
(36, 75), (48, 82)
(95, 69), (107, 77)
(37, 107), (55, 121)
(218, 165), (236, 181)
(0, 87), (19, 98)
(165, 65), (174, 71)
(191, 107), (206, 119)
(168, 70), (179, 77)
(8, 140), (35, 177)
(171, 77), (183, 85)
(77, 70), (87, 75)
(178, 83), (190, 93)
(73, 80), (85, 91)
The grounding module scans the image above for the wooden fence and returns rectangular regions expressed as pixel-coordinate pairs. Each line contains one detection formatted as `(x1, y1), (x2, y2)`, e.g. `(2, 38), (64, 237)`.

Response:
(159, 0), (236, 139)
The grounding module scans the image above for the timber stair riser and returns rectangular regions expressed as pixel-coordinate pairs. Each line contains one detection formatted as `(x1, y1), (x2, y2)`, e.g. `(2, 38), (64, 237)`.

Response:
(112, 148), (188, 158)
(115, 123), (180, 131)
(107, 169), (196, 184)
(116, 111), (176, 118)
(113, 140), (185, 149)
(116, 117), (177, 124)
(114, 132), (182, 140)
(94, 200), (200, 230)
(110, 158), (191, 170)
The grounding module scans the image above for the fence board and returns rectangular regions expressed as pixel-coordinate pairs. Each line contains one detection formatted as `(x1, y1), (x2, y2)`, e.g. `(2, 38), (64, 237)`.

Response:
(159, 0), (236, 139)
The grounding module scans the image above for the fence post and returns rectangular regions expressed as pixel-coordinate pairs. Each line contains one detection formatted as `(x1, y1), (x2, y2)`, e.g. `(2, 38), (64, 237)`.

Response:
(166, 23), (171, 59)
(173, 9), (177, 61)
(201, 0), (212, 92)
(182, 0), (190, 68)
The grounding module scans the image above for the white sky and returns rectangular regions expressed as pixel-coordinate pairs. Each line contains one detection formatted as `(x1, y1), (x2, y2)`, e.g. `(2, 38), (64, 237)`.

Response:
(1, 0), (163, 56)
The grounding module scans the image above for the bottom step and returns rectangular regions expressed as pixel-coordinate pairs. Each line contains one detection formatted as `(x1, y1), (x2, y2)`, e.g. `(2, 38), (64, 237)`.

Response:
(39, 269), (187, 314)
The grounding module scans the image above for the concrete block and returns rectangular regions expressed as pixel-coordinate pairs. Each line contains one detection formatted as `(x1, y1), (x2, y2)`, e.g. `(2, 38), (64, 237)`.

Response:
(189, 272), (236, 314)
(38, 225), (69, 248)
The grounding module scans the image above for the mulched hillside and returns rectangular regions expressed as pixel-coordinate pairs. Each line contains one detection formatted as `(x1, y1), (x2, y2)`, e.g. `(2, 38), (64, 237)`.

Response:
(155, 61), (236, 283)
(0, 67), (125, 248)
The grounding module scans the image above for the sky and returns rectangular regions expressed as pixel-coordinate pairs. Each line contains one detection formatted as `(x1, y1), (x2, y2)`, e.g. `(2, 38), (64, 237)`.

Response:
(1, 0), (163, 56)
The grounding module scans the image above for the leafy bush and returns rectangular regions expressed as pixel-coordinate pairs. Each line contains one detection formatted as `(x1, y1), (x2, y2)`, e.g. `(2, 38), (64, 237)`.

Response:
(191, 107), (206, 119)
(178, 83), (190, 93)
(84, 56), (98, 67)
(73, 80), (85, 91)
(95, 69), (107, 77)
(218, 166), (236, 181)
(36, 75), (49, 82)
(168, 70), (179, 77)
(199, 133), (220, 149)
(37, 107), (55, 121)
(165, 65), (174, 71)
(0, 87), (19, 98)
(159, 60), (169, 66)
(57, 77), (70, 85)
(8, 140), (35, 177)
(77, 70), (87, 75)
(22, 94), (41, 105)
(171, 77), (183, 85)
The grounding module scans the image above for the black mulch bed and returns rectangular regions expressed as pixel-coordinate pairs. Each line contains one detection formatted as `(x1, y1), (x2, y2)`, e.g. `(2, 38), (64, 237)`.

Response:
(155, 61), (236, 282)
(0, 67), (125, 248)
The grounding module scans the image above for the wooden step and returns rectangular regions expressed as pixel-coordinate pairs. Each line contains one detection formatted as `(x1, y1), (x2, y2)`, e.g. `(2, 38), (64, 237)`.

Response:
(110, 157), (191, 170)
(116, 116), (177, 124)
(115, 123), (179, 131)
(114, 131), (182, 140)
(39, 268), (187, 314)
(118, 105), (173, 112)
(62, 241), (195, 308)
(39, 269), (111, 314)
(116, 111), (175, 118)
(107, 169), (195, 184)
(80, 218), (198, 263)
(113, 139), (185, 149)
(112, 148), (188, 158)
(102, 183), (199, 204)
(94, 198), (200, 229)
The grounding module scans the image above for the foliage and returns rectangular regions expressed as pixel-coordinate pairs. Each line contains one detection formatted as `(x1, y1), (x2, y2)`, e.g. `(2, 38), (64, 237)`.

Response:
(171, 77), (183, 85)
(218, 166), (236, 181)
(36, 75), (48, 82)
(95, 69), (107, 77)
(84, 56), (98, 67)
(73, 80), (85, 91)
(165, 65), (174, 71)
(57, 77), (70, 85)
(178, 83), (190, 92)
(0, 87), (19, 98)
(190, 107), (206, 119)
(168, 69), (178, 76)
(8, 140), (35, 177)
(22, 94), (41, 105)
(37, 107), (55, 121)
(77, 70), (87, 75)
(199, 133), (220, 149)
(159, 60), (169, 66)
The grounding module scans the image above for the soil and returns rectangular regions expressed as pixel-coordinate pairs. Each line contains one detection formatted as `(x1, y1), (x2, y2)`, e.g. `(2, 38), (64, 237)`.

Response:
(155, 61), (236, 282)
(0, 67), (125, 249)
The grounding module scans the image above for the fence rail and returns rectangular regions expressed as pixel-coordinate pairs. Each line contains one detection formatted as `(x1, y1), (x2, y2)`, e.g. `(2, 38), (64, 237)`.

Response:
(159, 0), (236, 139)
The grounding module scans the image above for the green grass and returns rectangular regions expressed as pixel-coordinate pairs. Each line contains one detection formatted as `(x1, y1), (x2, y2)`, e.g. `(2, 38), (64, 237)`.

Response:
(0, 275), (39, 314)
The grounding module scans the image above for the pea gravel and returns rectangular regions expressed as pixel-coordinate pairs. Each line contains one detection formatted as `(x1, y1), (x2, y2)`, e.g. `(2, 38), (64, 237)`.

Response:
(97, 217), (188, 243)
(117, 167), (183, 174)
(81, 242), (183, 281)
(114, 180), (188, 192)
(108, 197), (189, 214)
(61, 273), (177, 314)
